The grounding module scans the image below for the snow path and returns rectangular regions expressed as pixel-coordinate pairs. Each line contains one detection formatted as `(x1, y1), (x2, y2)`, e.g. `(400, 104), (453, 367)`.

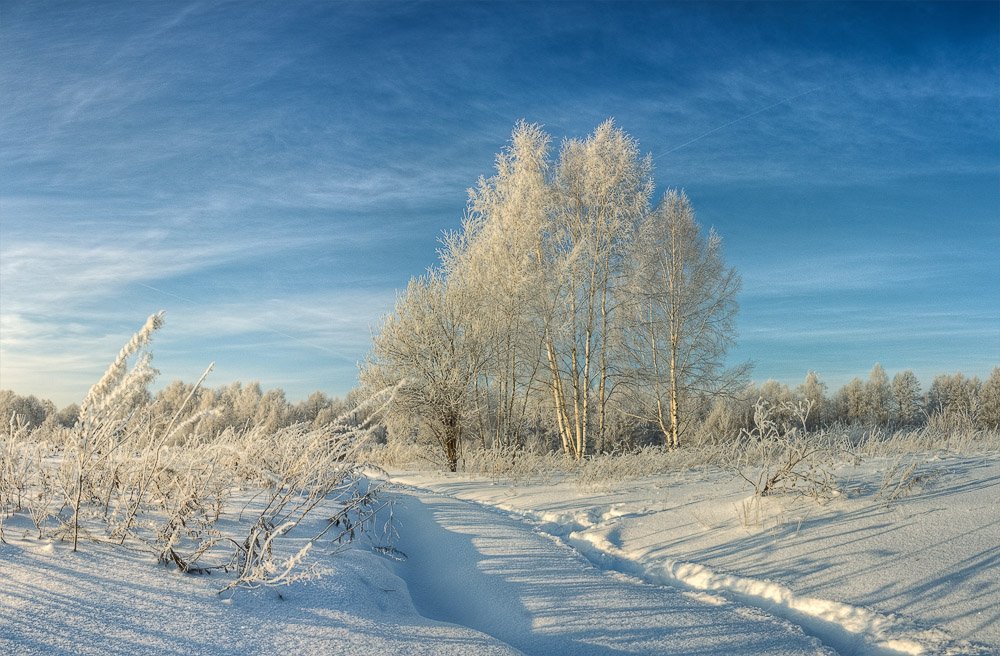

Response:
(387, 474), (995, 656)
(385, 483), (832, 655)
(527, 511), (965, 656)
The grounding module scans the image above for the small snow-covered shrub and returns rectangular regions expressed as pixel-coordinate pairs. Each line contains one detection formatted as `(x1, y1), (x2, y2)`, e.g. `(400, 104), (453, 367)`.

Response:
(875, 457), (936, 506)
(0, 414), (65, 542)
(462, 444), (571, 484)
(731, 399), (839, 500)
(0, 414), (34, 517)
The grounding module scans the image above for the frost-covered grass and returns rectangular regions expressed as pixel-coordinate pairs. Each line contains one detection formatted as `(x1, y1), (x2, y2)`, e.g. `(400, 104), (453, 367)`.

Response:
(0, 315), (388, 591)
(0, 420), (382, 586)
(367, 419), (1000, 491)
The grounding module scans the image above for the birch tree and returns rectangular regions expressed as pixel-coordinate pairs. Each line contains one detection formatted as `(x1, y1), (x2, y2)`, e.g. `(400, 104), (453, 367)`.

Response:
(545, 120), (653, 458)
(626, 190), (745, 447)
(864, 363), (892, 426)
(796, 371), (827, 430)
(979, 367), (1000, 429)
(441, 121), (552, 450)
(833, 377), (866, 424)
(926, 373), (981, 419)
(890, 370), (922, 426)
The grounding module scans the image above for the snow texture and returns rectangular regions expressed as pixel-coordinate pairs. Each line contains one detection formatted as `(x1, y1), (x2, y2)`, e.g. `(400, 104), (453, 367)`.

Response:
(2, 453), (996, 655)
(384, 484), (829, 655)
(0, 524), (517, 655)
(389, 453), (999, 655)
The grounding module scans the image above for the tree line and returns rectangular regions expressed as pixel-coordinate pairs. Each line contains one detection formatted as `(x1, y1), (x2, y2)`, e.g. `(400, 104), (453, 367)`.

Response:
(5, 363), (996, 468)
(0, 383), (360, 440)
(702, 366), (1000, 439)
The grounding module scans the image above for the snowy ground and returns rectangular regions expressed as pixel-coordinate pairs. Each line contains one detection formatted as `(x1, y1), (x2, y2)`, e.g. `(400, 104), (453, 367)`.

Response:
(0, 505), (525, 656)
(381, 483), (828, 655)
(388, 452), (999, 655)
(1, 453), (996, 655)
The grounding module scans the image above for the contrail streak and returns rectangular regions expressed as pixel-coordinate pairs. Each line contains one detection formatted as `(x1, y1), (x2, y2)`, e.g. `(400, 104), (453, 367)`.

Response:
(659, 84), (827, 157)
(136, 281), (195, 304)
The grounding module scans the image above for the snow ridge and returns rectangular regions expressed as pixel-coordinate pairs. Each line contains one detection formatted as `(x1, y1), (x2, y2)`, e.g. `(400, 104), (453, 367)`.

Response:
(436, 498), (987, 656)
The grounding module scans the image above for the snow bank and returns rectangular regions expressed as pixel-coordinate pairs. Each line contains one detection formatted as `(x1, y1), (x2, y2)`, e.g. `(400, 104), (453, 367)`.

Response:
(0, 512), (519, 655)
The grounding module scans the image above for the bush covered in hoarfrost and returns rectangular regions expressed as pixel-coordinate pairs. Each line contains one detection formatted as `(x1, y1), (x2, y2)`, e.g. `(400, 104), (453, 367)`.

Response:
(0, 313), (389, 592)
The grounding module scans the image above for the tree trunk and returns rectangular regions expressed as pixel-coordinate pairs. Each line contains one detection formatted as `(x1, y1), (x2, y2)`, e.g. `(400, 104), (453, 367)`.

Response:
(443, 413), (461, 472)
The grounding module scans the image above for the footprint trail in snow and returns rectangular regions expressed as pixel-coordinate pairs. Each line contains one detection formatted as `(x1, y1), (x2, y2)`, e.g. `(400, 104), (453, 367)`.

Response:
(385, 485), (832, 656)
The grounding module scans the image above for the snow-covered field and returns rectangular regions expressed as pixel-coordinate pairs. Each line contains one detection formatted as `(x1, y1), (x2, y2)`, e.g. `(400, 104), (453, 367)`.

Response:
(2, 452), (997, 655)
(389, 452), (999, 655)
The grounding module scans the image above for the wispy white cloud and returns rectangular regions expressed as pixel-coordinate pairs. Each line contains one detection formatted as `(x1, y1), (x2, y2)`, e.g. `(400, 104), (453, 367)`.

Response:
(0, 284), (398, 406)
(146, 289), (398, 400)
(738, 251), (972, 298)
(0, 221), (401, 405)
(1, 1), (996, 405)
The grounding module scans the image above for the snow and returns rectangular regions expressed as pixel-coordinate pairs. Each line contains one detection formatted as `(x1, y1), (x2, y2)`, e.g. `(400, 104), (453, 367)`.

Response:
(2, 452), (996, 655)
(0, 501), (519, 655)
(0, 540), (516, 655)
(388, 452), (999, 655)
(383, 484), (828, 655)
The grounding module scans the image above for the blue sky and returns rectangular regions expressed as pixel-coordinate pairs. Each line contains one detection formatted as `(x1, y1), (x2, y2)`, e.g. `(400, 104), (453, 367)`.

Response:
(1, 1), (997, 406)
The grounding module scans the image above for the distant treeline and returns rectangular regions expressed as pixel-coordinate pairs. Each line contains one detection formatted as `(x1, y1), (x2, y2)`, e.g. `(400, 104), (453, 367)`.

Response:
(699, 366), (1000, 441)
(0, 382), (362, 438)
(4, 365), (997, 444)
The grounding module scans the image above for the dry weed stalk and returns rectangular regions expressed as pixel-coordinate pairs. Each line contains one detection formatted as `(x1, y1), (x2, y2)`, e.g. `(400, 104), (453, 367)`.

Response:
(2, 312), (393, 592)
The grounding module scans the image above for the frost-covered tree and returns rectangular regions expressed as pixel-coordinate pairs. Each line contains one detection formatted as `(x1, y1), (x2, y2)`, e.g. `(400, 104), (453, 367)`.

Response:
(832, 377), (866, 424)
(151, 380), (204, 438)
(979, 367), (1000, 429)
(890, 370), (922, 426)
(698, 383), (757, 442)
(0, 391), (56, 428)
(291, 391), (342, 427)
(755, 380), (797, 430)
(55, 403), (80, 428)
(795, 371), (827, 430)
(863, 364), (892, 426)
(445, 121), (552, 450)
(624, 191), (745, 447)
(544, 120), (654, 458)
(232, 382), (264, 426)
(926, 372), (981, 419)
(253, 388), (288, 434)
(362, 272), (487, 471)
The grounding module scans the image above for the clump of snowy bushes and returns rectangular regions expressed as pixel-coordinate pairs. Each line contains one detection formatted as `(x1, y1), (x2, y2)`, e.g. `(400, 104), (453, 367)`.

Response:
(365, 392), (999, 505)
(729, 399), (839, 500)
(0, 313), (388, 591)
